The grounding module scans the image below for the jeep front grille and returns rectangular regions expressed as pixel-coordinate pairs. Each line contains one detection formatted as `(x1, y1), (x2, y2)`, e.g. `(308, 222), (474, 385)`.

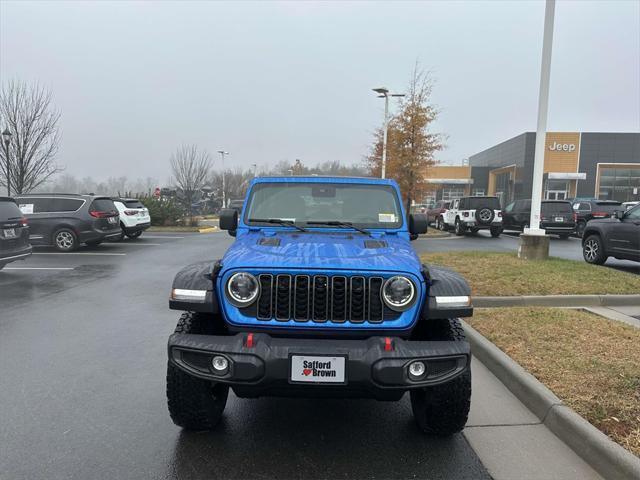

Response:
(249, 273), (401, 323)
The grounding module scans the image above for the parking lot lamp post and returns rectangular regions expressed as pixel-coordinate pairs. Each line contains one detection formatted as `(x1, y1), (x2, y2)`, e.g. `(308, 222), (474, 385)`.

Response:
(2, 128), (11, 196)
(252, 164), (257, 177)
(372, 88), (404, 179)
(520, 0), (555, 260)
(217, 150), (229, 208)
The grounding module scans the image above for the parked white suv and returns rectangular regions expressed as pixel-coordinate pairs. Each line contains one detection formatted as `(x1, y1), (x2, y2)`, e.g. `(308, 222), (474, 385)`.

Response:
(443, 196), (503, 237)
(112, 198), (151, 240)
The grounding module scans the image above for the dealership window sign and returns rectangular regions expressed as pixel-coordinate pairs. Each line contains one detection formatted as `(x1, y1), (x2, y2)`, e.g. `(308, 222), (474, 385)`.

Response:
(548, 142), (576, 152)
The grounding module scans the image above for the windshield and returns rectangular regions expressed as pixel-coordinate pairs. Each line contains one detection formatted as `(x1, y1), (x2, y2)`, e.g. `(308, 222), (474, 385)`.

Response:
(244, 182), (403, 229)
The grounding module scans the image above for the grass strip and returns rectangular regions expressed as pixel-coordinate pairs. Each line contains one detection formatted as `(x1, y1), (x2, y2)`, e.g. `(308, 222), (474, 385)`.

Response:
(469, 307), (640, 457)
(420, 251), (640, 296)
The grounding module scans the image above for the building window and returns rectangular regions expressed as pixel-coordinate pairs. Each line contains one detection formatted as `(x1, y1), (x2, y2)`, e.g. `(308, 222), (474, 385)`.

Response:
(473, 189), (485, 196)
(545, 179), (569, 200)
(442, 187), (465, 201)
(599, 166), (640, 202)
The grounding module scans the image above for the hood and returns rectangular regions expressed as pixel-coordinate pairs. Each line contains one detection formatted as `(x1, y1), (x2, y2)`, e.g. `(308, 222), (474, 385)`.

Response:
(221, 231), (422, 274)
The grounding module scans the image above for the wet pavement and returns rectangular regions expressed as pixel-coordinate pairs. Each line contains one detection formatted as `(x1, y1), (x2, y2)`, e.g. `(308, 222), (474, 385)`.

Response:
(0, 232), (491, 480)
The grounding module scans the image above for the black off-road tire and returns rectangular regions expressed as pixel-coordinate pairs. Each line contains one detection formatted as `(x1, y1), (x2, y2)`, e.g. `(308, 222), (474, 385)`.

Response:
(583, 234), (607, 265)
(127, 231), (142, 239)
(490, 227), (502, 238)
(167, 312), (229, 430)
(410, 318), (471, 437)
(475, 206), (495, 225)
(454, 219), (465, 236)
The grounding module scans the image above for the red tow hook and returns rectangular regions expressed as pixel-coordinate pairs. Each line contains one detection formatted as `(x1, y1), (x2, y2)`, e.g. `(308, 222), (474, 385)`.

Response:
(245, 333), (254, 348)
(384, 337), (393, 352)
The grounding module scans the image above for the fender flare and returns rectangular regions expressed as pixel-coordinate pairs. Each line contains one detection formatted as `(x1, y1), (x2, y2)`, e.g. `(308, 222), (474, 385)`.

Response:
(169, 260), (222, 313)
(421, 264), (473, 319)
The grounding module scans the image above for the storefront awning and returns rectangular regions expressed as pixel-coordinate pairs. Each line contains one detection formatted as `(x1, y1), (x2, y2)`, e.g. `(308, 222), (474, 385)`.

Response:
(548, 172), (586, 180)
(425, 178), (474, 185)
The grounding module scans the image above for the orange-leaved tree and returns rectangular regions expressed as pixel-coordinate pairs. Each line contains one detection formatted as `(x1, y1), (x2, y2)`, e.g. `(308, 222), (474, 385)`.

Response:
(366, 64), (444, 208)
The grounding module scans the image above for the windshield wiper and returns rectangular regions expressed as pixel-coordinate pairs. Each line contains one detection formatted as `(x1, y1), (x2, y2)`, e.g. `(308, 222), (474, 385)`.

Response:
(307, 221), (372, 237)
(248, 218), (307, 232)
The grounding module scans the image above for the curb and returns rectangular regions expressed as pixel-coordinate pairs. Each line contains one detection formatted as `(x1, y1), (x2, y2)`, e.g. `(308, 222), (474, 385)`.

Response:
(198, 227), (218, 233)
(463, 321), (640, 480)
(473, 294), (640, 308)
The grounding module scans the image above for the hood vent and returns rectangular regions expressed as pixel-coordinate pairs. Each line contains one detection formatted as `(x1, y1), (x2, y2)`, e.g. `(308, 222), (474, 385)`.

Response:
(257, 237), (281, 247)
(364, 240), (388, 249)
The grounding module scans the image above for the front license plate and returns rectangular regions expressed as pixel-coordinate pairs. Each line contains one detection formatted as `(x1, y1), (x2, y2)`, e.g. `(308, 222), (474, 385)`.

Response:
(107, 216), (117, 224)
(3, 228), (16, 238)
(554, 217), (564, 222)
(290, 355), (346, 384)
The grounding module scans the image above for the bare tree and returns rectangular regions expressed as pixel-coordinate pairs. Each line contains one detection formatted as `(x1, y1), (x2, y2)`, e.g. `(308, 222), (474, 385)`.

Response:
(0, 80), (62, 194)
(170, 144), (211, 223)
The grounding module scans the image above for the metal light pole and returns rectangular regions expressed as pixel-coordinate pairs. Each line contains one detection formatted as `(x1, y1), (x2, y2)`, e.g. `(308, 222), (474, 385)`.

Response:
(373, 88), (404, 179)
(217, 150), (229, 208)
(526, 0), (556, 236)
(251, 164), (257, 177)
(2, 128), (11, 196)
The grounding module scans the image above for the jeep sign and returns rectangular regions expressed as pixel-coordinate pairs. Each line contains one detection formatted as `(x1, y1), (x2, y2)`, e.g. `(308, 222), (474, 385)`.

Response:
(548, 142), (576, 152)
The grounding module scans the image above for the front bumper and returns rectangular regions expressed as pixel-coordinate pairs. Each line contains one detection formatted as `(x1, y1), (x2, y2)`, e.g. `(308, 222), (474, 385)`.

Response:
(168, 332), (470, 399)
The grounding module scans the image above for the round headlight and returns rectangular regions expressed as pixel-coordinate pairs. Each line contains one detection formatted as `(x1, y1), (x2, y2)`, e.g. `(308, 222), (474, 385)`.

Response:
(382, 276), (415, 311)
(226, 272), (260, 307)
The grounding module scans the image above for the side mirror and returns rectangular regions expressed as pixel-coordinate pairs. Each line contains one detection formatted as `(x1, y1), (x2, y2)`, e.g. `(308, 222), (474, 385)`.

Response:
(615, 210), (625, 220)
(409, 213), (428, 239)
(219, 208), (238, 236)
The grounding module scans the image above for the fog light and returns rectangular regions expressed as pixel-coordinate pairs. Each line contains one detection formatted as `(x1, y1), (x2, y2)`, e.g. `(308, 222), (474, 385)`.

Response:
(211, 356), (229, 373)
(408, 361), (426, 379)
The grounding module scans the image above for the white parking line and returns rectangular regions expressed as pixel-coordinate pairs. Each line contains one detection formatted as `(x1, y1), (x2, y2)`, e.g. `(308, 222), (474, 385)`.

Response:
(111, 243), (162, 246)
(142, 235), (185, 239)
(32, 252), (127, 256)
(4, 267), (74, 270)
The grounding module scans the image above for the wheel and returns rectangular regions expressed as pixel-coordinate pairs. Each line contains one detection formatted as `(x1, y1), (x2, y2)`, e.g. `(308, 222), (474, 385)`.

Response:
(475, 206), (495, 226)
(85, 240), (102, 247)
(576, 221), (586, 238)
(167, 312), (229, 430)
(410, 318), (471, 436)
(583, 234), (607, 265)
(490, 227), (502, 238)
(126, 231), (142, 239)
(53, 228), (78, 252)
(454, 219), (465, 236)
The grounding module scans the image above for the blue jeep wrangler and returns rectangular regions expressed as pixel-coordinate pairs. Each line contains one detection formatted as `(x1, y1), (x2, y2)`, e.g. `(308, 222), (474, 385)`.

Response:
(167, 176), (473, 435)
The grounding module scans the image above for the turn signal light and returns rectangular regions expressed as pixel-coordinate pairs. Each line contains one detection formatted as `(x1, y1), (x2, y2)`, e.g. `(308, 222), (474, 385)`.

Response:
(20, 217), (28, 226)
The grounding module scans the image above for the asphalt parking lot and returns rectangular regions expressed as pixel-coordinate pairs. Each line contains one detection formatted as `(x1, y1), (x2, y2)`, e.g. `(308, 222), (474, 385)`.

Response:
(1, 230), (617, 479)
(0, 232), (494, 480)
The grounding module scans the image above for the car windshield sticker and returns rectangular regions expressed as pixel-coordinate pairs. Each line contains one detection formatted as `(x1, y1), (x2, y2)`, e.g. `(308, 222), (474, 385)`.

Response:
(19, 204), (34, 214)
(378, 213), (396, 223)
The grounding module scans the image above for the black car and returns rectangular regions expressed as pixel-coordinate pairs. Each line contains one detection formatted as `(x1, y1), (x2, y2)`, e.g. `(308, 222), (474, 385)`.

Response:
(502, 199), (575, 238)
(582, 204), (640, 265)
(571, 200), (623, 237)
(0, 197), (32, 269)
(14, 194), (121, 252)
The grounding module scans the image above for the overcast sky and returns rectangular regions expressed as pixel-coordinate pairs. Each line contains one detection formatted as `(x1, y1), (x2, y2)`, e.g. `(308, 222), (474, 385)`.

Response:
(1, 0), (638, 183)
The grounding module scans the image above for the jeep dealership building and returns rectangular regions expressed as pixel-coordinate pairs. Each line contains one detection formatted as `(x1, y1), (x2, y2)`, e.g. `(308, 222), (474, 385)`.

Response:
(425, 132), (640, 206)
